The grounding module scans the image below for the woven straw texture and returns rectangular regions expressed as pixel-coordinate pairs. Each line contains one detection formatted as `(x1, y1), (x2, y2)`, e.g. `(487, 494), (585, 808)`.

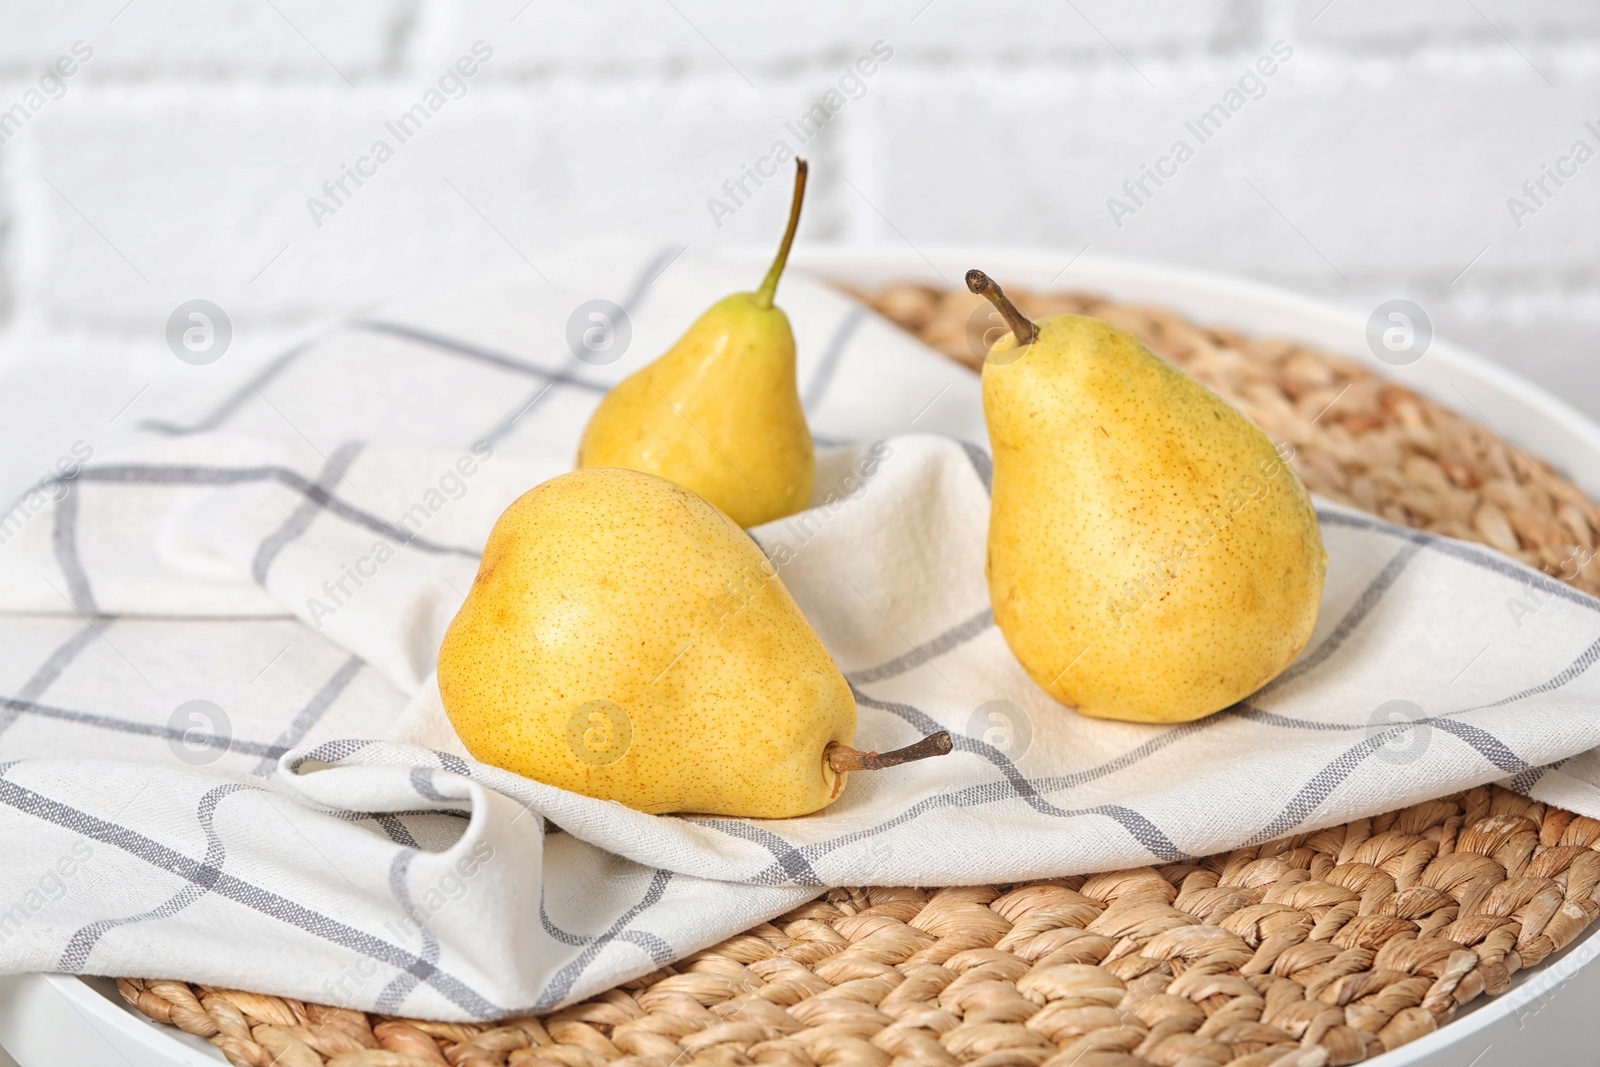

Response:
(119, 284), (1600, 1067)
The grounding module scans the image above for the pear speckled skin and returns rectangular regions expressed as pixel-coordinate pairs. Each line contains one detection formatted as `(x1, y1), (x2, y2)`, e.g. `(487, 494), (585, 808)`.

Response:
(436, 467), (855, 817)
(984, 314), (1326, 723)
(577, 294), (814, 529)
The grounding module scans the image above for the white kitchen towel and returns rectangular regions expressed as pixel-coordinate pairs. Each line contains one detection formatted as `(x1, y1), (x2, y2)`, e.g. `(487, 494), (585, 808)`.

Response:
(3, 251), (1600, 1021)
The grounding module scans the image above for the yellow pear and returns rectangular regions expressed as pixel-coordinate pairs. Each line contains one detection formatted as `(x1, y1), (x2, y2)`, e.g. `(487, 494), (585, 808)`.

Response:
(577, 160), (814, 528)
(436, 467), (949, 817)
(969, 270), (1326, 724)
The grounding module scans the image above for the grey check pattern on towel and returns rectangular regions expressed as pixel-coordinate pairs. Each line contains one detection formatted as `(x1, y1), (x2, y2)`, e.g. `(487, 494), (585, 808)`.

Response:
(2, 253), (1600, 1020)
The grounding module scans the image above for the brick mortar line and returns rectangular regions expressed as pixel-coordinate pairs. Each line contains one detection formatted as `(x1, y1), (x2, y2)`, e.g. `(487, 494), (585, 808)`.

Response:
(0, 63), (1597, 110)
(0, 37), (1597, 87)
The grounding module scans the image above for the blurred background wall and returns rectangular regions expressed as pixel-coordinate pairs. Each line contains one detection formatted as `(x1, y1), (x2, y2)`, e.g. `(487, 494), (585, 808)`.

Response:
(0, 0), (1594, 468)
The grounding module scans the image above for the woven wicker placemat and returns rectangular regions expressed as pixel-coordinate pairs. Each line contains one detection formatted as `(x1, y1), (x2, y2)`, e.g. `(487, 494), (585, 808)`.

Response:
(119, 284), (1600, 1067)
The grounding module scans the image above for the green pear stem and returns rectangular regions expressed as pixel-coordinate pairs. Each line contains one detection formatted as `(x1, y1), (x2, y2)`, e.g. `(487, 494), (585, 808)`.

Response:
(966, 269), (1036, 347)
(825, 730), (952, 776)
(753, 158), (808, 310)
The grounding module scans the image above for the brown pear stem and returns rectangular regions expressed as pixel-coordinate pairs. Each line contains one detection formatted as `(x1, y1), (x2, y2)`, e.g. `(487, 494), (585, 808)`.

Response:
(965, 269), (1036, 347)
(825, 731), (953, 776)
(753, 158), (808, 309)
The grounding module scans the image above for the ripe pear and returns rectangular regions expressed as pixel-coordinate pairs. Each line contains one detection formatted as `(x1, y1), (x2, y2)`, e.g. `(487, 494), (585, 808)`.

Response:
(436, 467), (949, 817)
(577, 160), (814, 528)
(968, 271), (1325, 724)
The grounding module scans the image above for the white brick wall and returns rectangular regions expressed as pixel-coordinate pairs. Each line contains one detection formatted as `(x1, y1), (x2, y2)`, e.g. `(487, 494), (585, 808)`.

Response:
(1291, 0), (1600, 45)
(0, 0), (407, 77)
(0, 0), (1594, 448)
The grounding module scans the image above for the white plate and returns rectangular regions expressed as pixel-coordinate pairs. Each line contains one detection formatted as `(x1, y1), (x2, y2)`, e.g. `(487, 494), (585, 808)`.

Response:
(3, 249), (1595, 1067)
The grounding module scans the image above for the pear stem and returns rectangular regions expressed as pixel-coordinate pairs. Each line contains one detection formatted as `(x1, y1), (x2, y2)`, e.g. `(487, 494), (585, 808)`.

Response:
(753, 158), (808, 310)
(965, 269), (1036, 347)
(825, 731), (952, 778)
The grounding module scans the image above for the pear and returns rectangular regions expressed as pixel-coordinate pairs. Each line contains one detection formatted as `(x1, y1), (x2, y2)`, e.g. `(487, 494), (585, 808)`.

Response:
(968, 270), (1325, 724)
(577, 160), (814, 528)
(436, 467), (949, 817)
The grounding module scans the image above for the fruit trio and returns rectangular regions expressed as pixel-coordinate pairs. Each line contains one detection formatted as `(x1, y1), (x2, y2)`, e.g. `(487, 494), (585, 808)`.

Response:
(437, 162), (1326, 817)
